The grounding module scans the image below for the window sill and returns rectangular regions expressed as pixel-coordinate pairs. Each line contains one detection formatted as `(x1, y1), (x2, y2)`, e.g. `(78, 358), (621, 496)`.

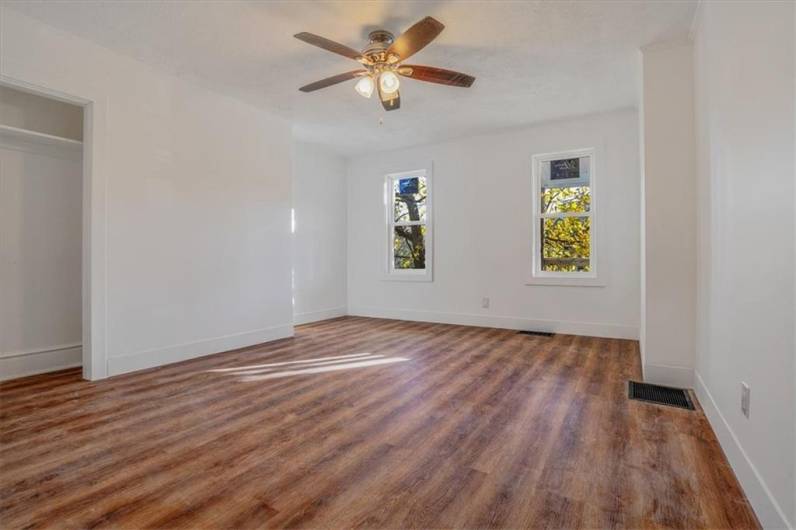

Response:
(524, 276), (605, 287)
(383, 273), (433, 283)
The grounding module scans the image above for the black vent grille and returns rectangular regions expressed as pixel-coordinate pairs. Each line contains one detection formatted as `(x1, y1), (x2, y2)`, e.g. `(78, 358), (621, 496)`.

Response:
(517, 330), (554, 337)
(628, 381), (694, 410)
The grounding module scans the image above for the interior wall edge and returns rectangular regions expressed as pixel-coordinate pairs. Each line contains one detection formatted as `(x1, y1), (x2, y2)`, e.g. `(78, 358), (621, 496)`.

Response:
(291, 141), (348, 323)
(695, 370), (794, 530)
(348, 306), (638, 340)
(293, 307), (347, 326)
(3, 9), (296, 381)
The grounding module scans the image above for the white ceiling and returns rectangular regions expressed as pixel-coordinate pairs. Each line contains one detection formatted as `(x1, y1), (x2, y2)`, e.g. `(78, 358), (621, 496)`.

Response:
(8, 1), (697, 155)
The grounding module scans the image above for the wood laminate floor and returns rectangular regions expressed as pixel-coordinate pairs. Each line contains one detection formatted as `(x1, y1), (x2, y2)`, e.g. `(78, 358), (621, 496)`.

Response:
(1, 317), (759, 529)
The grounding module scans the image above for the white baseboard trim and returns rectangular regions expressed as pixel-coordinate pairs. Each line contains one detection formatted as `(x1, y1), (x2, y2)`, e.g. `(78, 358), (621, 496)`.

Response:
(107, 324), (295, 377)
(347, 306), (638, 340)
(0, 344), (82, 381)
(294, 306), (347, 325)
(695, 371), (792, 530)
(643, 362), (694, 388)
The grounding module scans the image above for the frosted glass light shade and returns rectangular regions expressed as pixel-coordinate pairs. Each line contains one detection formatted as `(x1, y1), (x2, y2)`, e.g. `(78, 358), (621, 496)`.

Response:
(379, 71), (400, 94)
(355, 76), (375, 98)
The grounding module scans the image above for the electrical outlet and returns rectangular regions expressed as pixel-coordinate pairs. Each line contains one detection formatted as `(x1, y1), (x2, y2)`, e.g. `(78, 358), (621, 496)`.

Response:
(740, 382), (750, 418)
(481, 297), (490, 309)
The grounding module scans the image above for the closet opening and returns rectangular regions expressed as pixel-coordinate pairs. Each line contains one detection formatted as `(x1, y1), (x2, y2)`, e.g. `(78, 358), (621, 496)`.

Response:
(0, 84), (86, 381)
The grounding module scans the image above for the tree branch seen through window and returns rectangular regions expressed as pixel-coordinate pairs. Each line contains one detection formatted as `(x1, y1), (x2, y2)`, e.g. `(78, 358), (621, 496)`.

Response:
(392, 175), (428, 270)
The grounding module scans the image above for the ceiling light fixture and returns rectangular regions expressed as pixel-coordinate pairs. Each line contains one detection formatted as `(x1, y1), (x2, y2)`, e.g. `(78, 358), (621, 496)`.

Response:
(295, 17), (476, 112)
(379, 71), (400, 94)
(354, 76), (374, 98)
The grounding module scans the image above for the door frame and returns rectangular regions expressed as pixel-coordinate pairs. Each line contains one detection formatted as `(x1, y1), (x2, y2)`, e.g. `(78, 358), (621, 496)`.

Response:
(0, 75), (107, 380)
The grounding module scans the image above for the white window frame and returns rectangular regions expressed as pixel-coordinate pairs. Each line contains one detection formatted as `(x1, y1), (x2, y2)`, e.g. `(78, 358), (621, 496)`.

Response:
(384, 168), (433, 282)
(528, 148), (603, 287)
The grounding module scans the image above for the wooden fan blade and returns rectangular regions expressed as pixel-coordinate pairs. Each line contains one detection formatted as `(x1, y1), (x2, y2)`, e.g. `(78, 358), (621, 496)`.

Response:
(377, 82), (401, 111)
(387, 17), (444, 61)
(399, 65), (475, 87)
(294, 32), (363, 61)
(299, 70), (368, 92)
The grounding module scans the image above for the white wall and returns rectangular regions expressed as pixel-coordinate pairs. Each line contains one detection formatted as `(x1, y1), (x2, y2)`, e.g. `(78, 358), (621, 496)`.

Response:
(0, 126), (82, 380)
(693, 2), (795, 528)
(1, 7), (294, 378)
(347, 109), (640, 339)
(292, 141), (347, 324)
(639, 41), (697, 388)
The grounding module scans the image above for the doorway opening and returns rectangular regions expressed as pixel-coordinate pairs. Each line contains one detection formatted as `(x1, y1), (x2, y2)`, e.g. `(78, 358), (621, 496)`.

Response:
(0, 83), (87, 381)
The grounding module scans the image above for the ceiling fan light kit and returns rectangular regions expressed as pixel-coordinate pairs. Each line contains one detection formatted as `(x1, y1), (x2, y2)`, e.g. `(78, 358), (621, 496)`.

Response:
(295, 17), (475, 111)
(354, 76), (375, 98)
(378, 71), (400, 95)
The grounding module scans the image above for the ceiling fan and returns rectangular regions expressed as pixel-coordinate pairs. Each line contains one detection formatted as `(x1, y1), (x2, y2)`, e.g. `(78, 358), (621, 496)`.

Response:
(294, 16), (475, 111)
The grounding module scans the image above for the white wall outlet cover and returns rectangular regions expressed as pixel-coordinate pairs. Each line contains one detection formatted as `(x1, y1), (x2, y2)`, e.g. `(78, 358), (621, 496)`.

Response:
(481, 297), (490, 309)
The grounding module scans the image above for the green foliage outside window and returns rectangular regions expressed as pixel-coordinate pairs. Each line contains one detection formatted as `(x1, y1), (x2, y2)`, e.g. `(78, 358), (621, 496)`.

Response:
(540, 185), (590, 272)
(394, 225), (426, 269)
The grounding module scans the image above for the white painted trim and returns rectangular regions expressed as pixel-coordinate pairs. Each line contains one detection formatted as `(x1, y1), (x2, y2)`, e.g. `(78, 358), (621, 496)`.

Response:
(294, 306), (347, 325)
(0, 70), (92, 106)
(524, 277), (606, 287)
(641, 35), (694, 53)
(530, 147), (599, 284)
(384, 167), (433, 282)
(348, 306), (638, 340)
(0, 123), (82, 148)
(84, 97), (109, 381)
(0, 342), (82, 359)
(381, 270), (432, 282)
(643, 362), (694, 388)
(0, 362), (81, 382)
(695, 371), (793, 530)
(106, 324), (295, 377)
(0, 344), (82, 381)
(0, 133), (82, 161)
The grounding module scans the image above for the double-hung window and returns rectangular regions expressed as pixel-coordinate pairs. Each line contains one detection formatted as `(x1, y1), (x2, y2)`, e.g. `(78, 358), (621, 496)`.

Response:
(385, 168), (432, 281)
(531, 148), (597, 282)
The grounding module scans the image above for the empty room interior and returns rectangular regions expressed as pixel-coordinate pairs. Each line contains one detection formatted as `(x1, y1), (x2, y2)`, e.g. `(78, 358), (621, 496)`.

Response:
(0, 1), (794, 529)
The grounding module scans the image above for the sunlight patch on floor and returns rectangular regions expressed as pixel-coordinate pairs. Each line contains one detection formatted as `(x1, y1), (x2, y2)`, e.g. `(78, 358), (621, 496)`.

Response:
(207, 353), (377, 373)
(238, 356), (409, 381)
(206, 353), (410, 381)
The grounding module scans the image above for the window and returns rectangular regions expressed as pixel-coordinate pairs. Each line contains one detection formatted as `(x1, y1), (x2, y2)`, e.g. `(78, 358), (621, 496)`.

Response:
(385, 168), (432, 281)
(530, 148), (597, 282)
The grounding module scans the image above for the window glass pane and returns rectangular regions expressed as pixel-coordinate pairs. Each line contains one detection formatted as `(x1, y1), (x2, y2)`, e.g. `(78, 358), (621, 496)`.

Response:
(541, 156), (590, 183)
(393, 225), (426, 269)
(540, 217), (590, 272)
(394, 176), (427, 223)
(550, 157), (580, 180)
(541, 185), (591, 213)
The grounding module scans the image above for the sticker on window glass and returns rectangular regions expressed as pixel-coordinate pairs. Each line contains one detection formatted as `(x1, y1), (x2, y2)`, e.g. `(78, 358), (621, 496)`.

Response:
(550, 158), (580, 181)
(398, 177), (419, 194)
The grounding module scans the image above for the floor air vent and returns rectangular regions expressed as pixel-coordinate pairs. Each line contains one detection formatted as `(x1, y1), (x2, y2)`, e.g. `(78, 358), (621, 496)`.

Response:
(628, 381), (694, 410)
(517, 330), (554, 337)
